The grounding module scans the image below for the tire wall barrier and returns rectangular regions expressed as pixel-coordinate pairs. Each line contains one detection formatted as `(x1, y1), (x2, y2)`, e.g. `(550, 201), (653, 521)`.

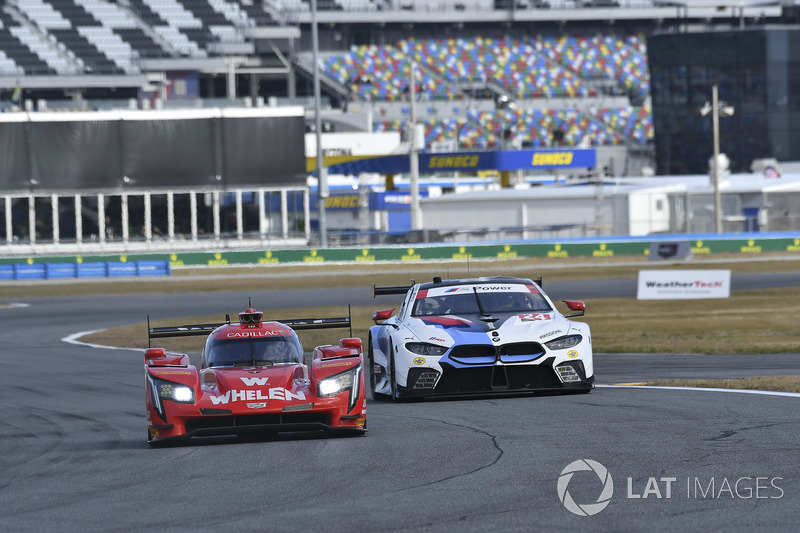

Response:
(0, 260), (172, 280)
(2, 236), (799, 271)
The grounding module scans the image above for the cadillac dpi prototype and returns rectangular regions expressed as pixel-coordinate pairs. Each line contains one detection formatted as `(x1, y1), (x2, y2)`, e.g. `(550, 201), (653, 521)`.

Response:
(369, 276), (593, 400)
(144, 308), (366, 445)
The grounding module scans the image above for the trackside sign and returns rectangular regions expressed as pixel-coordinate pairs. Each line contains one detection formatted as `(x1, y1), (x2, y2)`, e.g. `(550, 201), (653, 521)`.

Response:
(637, 270), (731, 300)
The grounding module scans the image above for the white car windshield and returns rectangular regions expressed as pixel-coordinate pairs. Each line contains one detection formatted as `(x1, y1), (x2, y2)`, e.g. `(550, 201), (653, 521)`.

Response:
(205, 336), (303, 367)
(411, 287), (552, 317)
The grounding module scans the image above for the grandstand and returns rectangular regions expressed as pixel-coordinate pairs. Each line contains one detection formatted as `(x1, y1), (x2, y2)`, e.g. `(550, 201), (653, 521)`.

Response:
(0, 1), (784, 154)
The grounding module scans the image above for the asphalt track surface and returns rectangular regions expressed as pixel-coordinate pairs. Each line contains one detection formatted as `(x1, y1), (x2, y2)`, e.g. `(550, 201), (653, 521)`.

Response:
(1, 271), (799, 532)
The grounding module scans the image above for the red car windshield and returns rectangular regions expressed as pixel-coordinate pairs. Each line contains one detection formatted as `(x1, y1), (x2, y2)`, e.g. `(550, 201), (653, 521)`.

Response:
(204, 336), (303, 367)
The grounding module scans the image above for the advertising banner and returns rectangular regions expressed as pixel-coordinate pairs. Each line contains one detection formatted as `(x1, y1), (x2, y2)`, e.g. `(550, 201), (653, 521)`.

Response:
(637, 270), (731, 300)
(321, 148), (598, 176)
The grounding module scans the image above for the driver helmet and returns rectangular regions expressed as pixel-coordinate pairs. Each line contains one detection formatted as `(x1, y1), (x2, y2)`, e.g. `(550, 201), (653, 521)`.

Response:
(501, 293), (517, 309)
(261, 340), (290, 363)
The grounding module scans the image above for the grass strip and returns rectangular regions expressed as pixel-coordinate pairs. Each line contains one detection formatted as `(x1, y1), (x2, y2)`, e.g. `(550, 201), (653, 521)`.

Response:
(645, 377), (800, 394)
(80, 285), (800, 355)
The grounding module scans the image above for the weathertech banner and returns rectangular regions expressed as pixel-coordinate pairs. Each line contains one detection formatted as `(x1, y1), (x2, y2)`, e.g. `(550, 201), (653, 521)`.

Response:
(637, 270), (731, 300)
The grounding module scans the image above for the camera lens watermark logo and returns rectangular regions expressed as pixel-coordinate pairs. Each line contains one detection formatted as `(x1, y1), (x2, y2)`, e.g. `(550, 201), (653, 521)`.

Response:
(558, 459), (614, 516)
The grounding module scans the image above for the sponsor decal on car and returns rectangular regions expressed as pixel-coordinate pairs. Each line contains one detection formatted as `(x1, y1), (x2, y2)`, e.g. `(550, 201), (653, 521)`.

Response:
(519, 313), (553, 321)
(429, 337), (446, 342)
(208, 388), (306, 404)
(321, 362), (353, 368)
(247, 402), (267, 409)
(540, 329), (563, 339)
(225, 330), (286, 338)
(425, 284), (535, 297)
(240, 377), (269, 386)
(413, 357), (426, 365)
(568, 350), (579, 358)
(154, 370), (192, 375)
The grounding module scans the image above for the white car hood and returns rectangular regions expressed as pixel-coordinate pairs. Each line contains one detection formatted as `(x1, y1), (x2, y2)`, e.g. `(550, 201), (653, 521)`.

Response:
(405, 311), (578, 347)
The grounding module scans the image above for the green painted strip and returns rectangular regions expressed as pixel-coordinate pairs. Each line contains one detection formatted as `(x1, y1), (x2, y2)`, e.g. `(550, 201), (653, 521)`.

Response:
(1, 237), (800, 267)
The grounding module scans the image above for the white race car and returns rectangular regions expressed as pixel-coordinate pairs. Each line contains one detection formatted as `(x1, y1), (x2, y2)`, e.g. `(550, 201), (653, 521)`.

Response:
(368, 275), (593, 400)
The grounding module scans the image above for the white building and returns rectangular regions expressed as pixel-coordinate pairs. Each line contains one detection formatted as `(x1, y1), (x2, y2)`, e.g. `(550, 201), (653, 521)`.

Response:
(417, 172), (800, 239)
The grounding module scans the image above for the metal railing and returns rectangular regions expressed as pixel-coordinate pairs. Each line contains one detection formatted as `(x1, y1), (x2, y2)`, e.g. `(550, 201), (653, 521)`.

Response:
(0, 187), (310, 256)
(1, 186), (797, 254)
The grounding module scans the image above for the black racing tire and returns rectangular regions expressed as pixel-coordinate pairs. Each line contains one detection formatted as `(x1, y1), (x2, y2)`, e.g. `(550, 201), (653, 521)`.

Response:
(368, 335), (391, 402)
(390, 348), (399, 402)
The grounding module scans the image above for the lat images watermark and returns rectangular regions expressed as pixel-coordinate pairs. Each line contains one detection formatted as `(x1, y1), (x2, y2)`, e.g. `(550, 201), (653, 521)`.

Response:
(558, 460), (785, 517)
(557, 459), (614, 516)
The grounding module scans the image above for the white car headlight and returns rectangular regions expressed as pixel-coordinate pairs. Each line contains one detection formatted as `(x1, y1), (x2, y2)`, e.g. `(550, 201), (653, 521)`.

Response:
(405, 342), (448, 356)
(545, 334), (582, 351)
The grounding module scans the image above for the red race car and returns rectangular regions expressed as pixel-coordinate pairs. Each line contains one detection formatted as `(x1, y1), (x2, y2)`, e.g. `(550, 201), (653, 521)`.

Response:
(144, 307), (366, 446)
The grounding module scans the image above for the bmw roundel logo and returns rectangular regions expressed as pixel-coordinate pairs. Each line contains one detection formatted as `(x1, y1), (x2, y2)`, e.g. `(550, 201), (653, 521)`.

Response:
(492, 337), (500, 342)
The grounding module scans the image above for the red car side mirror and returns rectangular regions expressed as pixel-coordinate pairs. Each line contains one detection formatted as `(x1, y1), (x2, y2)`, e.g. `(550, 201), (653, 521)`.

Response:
(340, 337), (362, 351)
(562, 300), (586, 318)
(371, 308), (395, 323)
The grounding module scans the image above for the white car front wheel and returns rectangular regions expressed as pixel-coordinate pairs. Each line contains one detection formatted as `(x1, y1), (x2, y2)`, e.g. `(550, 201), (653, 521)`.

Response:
(390, 348), (399, 402)
(368, 336), (391, 402)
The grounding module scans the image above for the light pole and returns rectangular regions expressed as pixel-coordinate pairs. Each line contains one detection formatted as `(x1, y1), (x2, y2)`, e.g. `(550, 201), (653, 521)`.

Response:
(495, 94), (514, 188)
(409, 60), (421, 232)
(495, 94), (514, 150)
(700, 84), (734, 234)
(311, 0), (327, 247)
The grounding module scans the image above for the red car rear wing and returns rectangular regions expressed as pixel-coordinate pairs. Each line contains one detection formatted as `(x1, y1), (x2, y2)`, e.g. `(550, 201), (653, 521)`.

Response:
(147, 308), (353, 347)
(148, 321), (223, 341)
